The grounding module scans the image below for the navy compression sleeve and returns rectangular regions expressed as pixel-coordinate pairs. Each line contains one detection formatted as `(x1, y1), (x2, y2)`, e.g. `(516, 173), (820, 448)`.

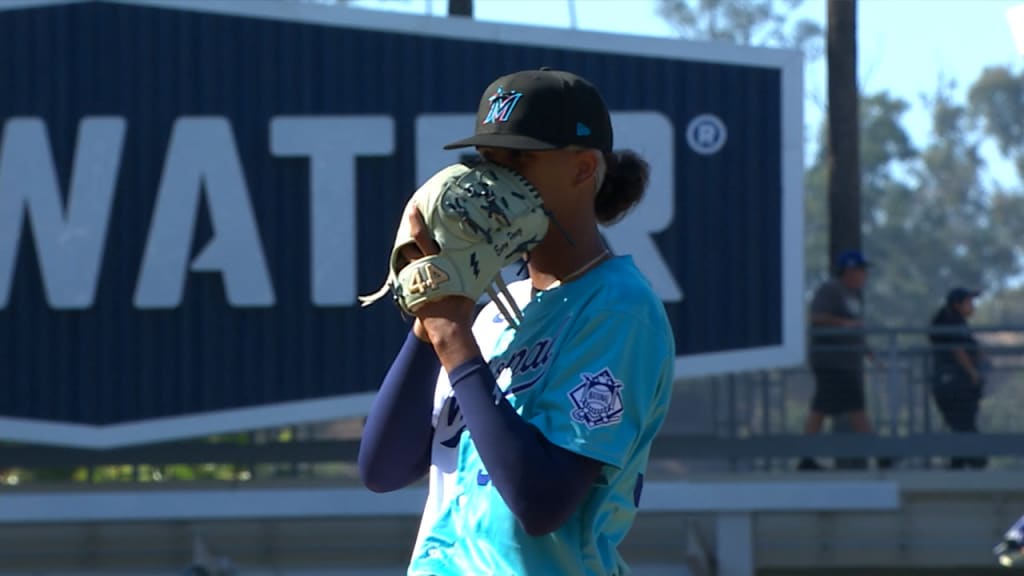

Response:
(449, 357), (603, 536)
(358, 331), (440, 492)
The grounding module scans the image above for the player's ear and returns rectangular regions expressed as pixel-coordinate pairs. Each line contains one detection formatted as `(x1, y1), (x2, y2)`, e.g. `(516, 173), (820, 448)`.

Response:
(571, 149), (598, 189)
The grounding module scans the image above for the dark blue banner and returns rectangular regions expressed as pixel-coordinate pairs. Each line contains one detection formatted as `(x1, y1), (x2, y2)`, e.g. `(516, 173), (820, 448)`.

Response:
(0, 0), (802, 439)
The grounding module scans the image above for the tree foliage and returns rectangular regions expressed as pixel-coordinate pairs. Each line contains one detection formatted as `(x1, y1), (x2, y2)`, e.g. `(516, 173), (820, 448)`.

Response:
(657, 0), (823, 56)
(969, 66), (1024, 180)
(803, 80), (1024, 327)
(662, 0), (1024, 327)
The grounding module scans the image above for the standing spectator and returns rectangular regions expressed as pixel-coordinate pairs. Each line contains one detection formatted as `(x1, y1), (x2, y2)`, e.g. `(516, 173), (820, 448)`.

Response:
(929, 287), (987, 470)
(799, 250), (879, 471)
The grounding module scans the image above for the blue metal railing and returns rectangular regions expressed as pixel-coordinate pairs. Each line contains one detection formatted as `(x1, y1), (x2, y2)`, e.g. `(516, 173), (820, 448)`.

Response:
(1, 325), (1023, 484)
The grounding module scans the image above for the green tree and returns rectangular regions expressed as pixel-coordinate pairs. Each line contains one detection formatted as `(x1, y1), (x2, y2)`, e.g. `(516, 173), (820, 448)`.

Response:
(968, 66), (1024, 180)
(965, 66), (1024, 325)
(657, 6), (1024, 330)
(805, 93), (916, 298)
(657, 0), (823, 54)
(805, 83), (1024, 327)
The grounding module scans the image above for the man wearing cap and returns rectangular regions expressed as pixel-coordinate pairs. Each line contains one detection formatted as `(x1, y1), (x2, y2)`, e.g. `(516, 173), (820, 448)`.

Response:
(799, 250), (878, 471)
(929, 287), (987, 469)
(359, 68), (674, 575)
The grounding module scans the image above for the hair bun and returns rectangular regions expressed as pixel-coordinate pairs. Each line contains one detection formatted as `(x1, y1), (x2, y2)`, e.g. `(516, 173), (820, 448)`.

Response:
(594, 150), (649, 224)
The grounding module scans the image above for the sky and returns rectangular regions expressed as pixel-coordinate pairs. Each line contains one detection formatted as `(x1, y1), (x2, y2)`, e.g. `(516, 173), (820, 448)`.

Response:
(349, 0), (1024, 182)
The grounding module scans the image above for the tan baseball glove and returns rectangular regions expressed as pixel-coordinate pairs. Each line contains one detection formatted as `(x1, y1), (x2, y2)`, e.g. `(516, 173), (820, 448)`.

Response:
(358, 162), (549, 327)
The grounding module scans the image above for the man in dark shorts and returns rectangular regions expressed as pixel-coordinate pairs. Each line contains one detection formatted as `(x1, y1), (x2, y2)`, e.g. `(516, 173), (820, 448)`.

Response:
(799, 250), (880, 471)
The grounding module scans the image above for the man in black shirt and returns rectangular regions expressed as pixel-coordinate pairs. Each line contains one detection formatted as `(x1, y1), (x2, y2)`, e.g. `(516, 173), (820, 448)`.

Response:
(929, 287), (986, 469)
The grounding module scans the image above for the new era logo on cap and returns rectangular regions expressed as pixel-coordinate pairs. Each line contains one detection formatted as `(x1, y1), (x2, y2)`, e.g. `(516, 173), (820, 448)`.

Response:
(576, 122), (591, 136)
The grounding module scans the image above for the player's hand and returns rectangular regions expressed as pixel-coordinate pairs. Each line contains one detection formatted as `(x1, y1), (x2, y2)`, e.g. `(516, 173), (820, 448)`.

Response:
(404, 206), (475, 340)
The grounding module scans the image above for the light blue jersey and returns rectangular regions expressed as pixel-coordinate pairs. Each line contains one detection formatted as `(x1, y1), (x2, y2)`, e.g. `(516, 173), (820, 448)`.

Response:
(409, 256), (675, 576)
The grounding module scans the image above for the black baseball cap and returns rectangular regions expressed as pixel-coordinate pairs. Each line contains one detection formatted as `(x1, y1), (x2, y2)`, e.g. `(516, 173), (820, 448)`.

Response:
(947, 287), (981, 305)
(444, 68), (613, 152)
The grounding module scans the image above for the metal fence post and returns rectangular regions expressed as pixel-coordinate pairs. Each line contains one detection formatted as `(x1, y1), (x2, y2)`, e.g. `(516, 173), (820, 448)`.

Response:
(886, 331), (900, 436)
(728, 374), (738, 472)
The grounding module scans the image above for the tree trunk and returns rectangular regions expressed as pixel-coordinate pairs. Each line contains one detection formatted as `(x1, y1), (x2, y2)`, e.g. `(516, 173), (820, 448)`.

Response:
(448, 0), (472, 17)
(826, 0), (860, 272)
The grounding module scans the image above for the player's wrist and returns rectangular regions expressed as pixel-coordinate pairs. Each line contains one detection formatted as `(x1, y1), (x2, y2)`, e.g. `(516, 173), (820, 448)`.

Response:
(421, 316), (480, 372)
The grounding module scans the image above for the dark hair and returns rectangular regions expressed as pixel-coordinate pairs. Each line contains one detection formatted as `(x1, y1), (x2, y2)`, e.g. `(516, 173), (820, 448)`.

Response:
(594, 150), (649, 225)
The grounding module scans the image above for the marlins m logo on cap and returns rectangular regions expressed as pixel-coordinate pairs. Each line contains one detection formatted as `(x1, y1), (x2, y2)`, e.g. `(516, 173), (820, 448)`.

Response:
(482, 87), (522, 124)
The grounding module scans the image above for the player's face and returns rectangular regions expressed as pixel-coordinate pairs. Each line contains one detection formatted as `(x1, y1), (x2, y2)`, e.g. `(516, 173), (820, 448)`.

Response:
(477, 147), (598, 222)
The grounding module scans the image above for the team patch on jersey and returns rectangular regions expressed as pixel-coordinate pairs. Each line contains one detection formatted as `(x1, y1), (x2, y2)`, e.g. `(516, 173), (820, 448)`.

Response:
(568, 368), (624, 429)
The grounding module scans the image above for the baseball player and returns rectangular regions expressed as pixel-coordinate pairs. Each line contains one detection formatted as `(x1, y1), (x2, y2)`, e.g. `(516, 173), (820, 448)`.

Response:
(358, 68), (675, 575)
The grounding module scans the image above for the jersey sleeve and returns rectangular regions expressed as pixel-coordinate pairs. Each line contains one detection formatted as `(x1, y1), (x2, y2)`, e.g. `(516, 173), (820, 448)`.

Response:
(430, 369), (451, 428)
(524, 309), (673, 469)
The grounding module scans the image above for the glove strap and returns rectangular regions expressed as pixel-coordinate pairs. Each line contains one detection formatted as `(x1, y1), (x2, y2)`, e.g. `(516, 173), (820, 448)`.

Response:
(486, 275), (524, 328)
(394, 255), (466, 315)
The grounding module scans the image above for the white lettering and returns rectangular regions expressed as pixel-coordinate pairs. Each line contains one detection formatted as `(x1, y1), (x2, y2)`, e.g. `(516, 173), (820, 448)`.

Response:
(3, 112), (680, 310)
(414, 113), (476, 185)
(134, 117), (274, 309)
(270, 116), (394, 306)
(0, 117), (125, 309)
